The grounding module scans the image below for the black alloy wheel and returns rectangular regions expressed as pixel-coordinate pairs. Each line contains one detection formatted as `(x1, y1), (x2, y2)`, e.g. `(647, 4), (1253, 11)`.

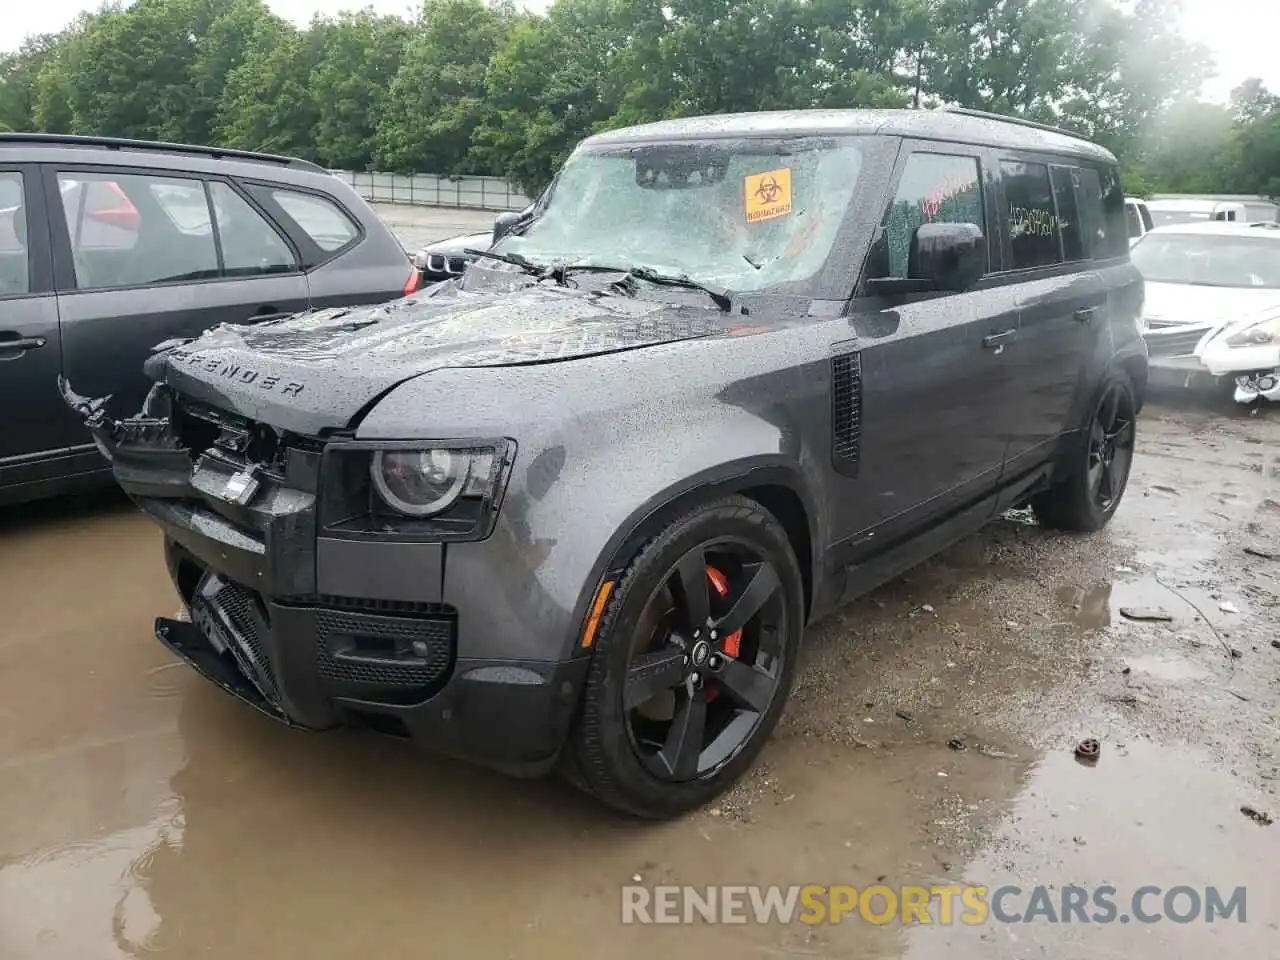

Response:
(566, 496), (804, 818)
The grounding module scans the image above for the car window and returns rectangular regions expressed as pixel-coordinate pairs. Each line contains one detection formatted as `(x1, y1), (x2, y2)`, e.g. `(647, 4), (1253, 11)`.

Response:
(1097, 166), (1128, 258)
(1138, 203), (1154, 232)
(880, 153), (986, 279)
(1001, 161), (1061, 269)
(270, 190), (359, 252)
(1125, 204), (1144, 238)
(1052, 167), (1085, 261)
(209, 182), (297, 277)
(58, 172), (219, 290)
(0, 172), (29, 296)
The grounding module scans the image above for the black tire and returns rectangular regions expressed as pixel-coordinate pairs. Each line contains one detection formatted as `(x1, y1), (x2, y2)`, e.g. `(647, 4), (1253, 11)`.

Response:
(566, 495), (804, 819)
(1033, 371), (1137, 532)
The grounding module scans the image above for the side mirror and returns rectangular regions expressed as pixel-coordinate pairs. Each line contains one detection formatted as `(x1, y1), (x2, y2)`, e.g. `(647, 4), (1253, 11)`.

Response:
(492, 211), (523, 245)
(908, 222), (986, 293)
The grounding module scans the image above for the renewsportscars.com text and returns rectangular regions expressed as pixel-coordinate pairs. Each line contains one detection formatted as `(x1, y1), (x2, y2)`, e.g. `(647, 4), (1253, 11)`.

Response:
(621, 884), (1247, 926)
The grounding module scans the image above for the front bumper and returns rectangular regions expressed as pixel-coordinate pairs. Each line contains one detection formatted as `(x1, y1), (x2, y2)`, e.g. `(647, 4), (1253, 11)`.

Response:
(160, 540), (588, 776)
(67, 381), (590, 776)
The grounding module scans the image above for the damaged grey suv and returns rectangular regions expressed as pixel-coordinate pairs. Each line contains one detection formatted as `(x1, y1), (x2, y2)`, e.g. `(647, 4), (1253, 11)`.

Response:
(66, 108), (1147, 818)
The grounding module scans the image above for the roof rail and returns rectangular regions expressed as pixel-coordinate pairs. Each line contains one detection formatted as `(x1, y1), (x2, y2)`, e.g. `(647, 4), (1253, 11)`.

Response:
(0, 133), (324, 171)
(938, 106), (1095, 145)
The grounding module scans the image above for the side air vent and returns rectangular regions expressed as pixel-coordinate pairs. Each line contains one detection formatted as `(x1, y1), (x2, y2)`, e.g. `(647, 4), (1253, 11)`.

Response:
(831, 350), (862, 475)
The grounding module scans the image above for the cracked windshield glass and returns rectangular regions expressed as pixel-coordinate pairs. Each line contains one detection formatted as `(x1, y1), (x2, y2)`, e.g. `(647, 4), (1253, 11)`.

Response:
(495, 139), (863, 292)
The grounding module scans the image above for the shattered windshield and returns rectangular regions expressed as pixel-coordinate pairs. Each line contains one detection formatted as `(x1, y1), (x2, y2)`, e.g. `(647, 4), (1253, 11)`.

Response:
(1132, 234), (1280, 288)
(493, 137), (865, 294)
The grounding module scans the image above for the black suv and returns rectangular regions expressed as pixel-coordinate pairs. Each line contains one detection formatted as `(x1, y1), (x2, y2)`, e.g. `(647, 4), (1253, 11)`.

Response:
(71, 109), (1147, 818)
(1, 134), (416, 506)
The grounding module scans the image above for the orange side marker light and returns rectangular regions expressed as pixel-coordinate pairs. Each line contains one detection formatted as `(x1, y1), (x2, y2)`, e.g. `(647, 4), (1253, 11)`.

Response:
(581, 580), (614, 648)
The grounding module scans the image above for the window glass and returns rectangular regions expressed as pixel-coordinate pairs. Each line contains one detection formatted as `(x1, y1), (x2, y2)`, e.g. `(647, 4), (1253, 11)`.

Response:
(0, 172), (29, 295)
(878, 153), (985, 278)
(271, 190), (358, 252)
(1097, 166), (1128, 258)
(1074, 167), (1105, 258)
(59, 172), (219, 289)
(1125, 204), (1144, 238)
(1131, 234), (1280, 288)
(497, 138), (866, 294)
(1052, 167), (1084, 261)
(1001, 161), (1061, 269)
(209, 182), (296, 276)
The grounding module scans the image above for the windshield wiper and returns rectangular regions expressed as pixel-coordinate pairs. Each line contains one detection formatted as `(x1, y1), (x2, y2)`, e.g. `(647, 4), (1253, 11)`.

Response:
(557, 263), (734, 312)
(462, 248), (547, 276)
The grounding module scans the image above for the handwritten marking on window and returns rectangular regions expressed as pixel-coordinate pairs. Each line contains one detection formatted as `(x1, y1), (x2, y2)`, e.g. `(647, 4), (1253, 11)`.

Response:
(1009, 203), (1059, 238)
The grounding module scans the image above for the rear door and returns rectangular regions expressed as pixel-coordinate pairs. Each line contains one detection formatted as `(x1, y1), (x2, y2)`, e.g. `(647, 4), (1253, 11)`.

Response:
(995, 157), (1103, 479)
(47, 167), (309, 439)
(0, 165), (66, 491)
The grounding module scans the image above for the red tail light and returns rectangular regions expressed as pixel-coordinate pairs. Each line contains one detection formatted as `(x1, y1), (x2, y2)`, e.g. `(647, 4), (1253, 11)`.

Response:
(403, 268), (422, 296)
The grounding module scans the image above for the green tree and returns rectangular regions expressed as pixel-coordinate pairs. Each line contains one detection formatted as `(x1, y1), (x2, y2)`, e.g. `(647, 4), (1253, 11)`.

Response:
(216, 21), (324, 159)
(374, 0), (517, 174)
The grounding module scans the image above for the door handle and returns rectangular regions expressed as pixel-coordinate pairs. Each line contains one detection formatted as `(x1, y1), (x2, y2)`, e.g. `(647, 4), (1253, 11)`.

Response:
(982, 329), (1017, 351)
(1074, 307), (1099, 324)
(0, 334), (47, 360)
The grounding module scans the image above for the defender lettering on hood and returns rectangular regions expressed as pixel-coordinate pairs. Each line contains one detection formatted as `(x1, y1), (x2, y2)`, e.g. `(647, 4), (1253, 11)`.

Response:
(169, 349), (306, 398)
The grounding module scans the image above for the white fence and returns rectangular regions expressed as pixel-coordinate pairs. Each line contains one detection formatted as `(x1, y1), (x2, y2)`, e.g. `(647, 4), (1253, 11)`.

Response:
(330, 170), (531, 211)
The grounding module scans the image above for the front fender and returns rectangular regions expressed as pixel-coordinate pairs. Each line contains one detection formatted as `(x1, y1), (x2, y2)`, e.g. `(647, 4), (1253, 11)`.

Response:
(357, 336), (831, 663)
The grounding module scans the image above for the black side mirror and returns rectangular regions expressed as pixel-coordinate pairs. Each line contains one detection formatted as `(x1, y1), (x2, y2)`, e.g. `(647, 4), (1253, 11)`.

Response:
(908, 222), (986, 292)
(493, 211), (523, 245)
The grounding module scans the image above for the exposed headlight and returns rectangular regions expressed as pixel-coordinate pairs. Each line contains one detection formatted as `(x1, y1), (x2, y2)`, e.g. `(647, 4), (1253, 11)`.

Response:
(371, 446), (500, 517)
(1225, 316), (1280, 347)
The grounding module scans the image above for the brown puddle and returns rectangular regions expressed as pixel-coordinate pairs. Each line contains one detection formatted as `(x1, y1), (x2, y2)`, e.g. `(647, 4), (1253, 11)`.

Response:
(2, 400), (1279, 959)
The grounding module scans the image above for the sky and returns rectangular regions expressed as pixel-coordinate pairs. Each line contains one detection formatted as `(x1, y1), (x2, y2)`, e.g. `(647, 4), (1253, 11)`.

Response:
(0, 0), (1274, 103)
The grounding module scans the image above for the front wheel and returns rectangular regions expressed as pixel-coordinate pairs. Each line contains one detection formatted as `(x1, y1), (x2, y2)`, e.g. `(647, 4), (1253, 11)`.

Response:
(566, 496), (804, 818)
(1033, 372), (1137, 532)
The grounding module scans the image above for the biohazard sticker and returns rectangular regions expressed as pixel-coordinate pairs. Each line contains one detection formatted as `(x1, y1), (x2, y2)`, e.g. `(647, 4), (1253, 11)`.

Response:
(744, 168), (793, 223)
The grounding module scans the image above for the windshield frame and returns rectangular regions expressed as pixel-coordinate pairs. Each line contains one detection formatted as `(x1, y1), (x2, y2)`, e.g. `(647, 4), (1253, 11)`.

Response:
(482, 133), (897, 305)
(1131, 232), (1280, 289)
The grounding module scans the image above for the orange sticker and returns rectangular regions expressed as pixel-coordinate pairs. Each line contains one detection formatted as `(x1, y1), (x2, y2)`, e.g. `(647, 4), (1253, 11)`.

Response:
(744, 168), (793, 223)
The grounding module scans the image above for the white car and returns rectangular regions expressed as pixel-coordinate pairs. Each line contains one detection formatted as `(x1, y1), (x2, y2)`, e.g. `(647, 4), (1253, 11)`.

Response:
(1125, 197), (1153, 247)
(1133, 221), (1280, 402)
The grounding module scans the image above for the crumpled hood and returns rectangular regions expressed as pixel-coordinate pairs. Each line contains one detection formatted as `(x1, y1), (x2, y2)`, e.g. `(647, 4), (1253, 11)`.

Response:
(155, 280), (734, 436)
(1143, 281), (1280, 328)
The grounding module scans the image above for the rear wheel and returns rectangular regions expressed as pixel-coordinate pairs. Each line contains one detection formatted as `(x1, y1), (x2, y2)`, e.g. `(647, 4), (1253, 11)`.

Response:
(567, 496), (804, 818)
(1033, 372), (1137, 532)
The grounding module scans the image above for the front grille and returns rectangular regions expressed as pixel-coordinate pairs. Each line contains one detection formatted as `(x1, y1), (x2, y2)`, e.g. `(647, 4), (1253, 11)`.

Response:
(314, 608), (453, 689)
(426, 254), (469, 276)
(314, 594), (451, 616)
(1144, 327), (1208, 357)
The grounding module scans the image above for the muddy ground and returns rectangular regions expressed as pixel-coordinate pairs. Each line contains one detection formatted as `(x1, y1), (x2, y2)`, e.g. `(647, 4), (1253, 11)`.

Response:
(2, 388), (1277, 959)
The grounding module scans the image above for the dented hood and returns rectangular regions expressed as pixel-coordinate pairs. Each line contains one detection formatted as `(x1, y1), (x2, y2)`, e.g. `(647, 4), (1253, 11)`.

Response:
(155, 281), (733, 436)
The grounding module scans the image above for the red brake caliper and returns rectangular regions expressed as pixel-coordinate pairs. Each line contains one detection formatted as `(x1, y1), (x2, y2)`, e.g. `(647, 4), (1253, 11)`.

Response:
(704, 566), (742, 705)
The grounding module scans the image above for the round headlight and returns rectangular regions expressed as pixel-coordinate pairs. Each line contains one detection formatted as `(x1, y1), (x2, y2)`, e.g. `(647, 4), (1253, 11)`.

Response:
(371, 449), (470, 516)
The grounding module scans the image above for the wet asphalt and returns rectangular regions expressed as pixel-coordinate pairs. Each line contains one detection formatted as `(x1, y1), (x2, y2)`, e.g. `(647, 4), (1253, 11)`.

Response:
(2, 207), (1278, 958)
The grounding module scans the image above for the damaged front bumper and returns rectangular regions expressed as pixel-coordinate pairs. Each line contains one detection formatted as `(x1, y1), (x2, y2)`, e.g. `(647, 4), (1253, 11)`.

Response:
(1193, 341), (1280, 404)
(59, 376), (586, 777)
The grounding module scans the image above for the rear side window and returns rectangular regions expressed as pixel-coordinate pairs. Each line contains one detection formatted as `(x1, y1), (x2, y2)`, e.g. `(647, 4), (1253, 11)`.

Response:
(0, 172), (29, 296)
(1097, 166), (1127, 258)
(878, 152), (986, 279)
(1001, 161), (1060, 269)
(1050, 166), (1085, 261)
(270, 190), (359, 252)
(1125, 203), (1144, 238)
(1138, 203), (1154, 232)
(58, 172), (219, 289)
(208, 182), (297, 277)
